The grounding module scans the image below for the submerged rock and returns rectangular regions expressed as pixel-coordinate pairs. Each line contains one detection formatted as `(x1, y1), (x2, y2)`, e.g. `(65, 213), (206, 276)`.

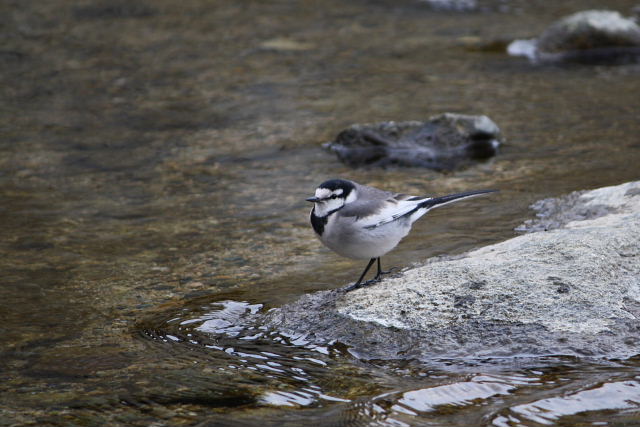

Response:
(508, 10), (640, 64)
(323, 114), (501, 170)
(267, 181), (640, 361)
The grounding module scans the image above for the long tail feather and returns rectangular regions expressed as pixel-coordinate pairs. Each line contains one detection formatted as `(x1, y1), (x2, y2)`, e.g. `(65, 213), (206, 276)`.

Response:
(420, 189), (498, 210)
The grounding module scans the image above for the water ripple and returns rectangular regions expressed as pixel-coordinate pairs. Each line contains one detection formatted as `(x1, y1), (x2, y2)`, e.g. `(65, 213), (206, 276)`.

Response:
(137, 298), (640, 426)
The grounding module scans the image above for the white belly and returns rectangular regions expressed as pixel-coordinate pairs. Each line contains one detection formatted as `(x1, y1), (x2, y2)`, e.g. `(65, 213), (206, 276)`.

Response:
(320, 216), (412, 260)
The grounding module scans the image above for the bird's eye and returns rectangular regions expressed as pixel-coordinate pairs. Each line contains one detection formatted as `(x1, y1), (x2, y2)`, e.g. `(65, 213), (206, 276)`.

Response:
(330, 194), (338, 199)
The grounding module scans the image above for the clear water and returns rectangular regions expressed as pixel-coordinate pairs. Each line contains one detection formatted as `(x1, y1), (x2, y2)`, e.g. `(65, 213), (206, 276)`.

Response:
(2, 0), (640, 425)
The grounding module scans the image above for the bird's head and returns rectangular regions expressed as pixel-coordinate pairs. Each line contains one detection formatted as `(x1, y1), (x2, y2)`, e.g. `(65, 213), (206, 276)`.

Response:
(306, 179), (357, 216)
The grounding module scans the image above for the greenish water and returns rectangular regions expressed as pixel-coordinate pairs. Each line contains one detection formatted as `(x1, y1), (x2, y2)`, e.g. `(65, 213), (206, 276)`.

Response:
(2, 0), (640, 425)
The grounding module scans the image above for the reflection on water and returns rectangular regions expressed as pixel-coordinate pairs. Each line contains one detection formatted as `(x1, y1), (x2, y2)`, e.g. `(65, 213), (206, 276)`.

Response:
(499, 381), (640, 426)
(141, 300), (359, 410)
(133, 299), (640, 426)
(393, 378), (516, 413)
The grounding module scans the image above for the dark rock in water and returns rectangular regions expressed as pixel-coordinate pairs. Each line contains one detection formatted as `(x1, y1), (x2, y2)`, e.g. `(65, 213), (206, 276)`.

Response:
(323, 114), (501, 170)
(509, 10), (640, 64)
(266, 181), (640, 361)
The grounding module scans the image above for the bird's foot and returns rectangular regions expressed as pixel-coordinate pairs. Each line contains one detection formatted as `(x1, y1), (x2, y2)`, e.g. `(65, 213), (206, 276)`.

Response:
(343, 268), (400, 292)
(342, 278), (380, 292)
(374, 266), (399, 281)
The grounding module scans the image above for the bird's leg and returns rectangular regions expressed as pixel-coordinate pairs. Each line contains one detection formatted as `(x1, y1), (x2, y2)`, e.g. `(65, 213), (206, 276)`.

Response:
(374, 258), (398, 281)
(344, 258), (377, 292)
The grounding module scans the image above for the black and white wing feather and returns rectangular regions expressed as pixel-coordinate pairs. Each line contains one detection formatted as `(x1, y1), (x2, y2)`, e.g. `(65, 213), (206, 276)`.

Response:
(342, 189), (497, 230)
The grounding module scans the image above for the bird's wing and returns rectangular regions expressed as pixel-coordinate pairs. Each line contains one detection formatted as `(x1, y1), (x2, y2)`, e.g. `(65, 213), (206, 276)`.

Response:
(340, 189), (498, 230)
(339, 193), (430, 229)
(361, 197), (430, 229)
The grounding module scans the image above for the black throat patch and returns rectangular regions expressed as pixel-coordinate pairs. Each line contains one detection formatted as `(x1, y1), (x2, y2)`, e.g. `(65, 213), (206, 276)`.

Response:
(310, 205), (344, 236)
(310, 207), (328, 235)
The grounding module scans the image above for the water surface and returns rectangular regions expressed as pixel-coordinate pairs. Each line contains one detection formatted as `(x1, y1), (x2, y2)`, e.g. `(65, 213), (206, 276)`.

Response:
(2, 0), (640, 425)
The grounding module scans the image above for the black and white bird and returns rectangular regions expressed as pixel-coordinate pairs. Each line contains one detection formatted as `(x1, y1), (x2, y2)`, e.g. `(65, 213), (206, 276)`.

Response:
(306, 179), (497, 291)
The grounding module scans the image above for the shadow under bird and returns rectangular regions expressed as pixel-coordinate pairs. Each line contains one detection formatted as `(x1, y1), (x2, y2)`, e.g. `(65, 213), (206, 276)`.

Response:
(306, 179), (497, 291)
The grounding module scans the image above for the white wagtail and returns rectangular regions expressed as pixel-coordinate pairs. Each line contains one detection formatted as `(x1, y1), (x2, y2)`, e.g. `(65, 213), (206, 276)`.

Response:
(306, 179), (497, 291)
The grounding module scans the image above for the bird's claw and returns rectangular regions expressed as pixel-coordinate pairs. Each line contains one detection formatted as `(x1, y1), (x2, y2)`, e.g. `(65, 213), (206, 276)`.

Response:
(343, 276), (388, 292)
(342, 266), (399, 292)
(376, 266), (399, 279)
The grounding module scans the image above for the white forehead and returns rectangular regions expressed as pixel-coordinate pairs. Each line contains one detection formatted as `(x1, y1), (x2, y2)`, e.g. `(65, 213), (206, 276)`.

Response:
(315, 188), (343, 198)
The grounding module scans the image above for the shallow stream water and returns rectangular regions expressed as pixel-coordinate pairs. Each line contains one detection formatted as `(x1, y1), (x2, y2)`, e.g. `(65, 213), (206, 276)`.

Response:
(2, 0), (640, 425)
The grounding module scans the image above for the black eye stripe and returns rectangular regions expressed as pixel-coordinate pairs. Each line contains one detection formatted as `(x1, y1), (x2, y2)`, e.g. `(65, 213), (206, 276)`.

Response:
(319, 194), (340, 201)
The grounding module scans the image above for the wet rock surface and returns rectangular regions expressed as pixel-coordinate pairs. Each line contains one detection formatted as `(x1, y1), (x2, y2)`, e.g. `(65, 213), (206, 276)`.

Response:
(509, 10), (640, 64)
(323, 113), (501, 170)
(267, 181), (640, 361)
(538, 10), (640, 53)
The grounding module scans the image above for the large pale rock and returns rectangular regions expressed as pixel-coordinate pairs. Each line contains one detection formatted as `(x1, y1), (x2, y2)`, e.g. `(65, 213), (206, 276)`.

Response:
(267, 181), (640, 360)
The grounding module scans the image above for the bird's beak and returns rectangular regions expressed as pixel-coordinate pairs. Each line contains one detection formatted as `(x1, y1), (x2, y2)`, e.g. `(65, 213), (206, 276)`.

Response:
(306, 196), (320, 203)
